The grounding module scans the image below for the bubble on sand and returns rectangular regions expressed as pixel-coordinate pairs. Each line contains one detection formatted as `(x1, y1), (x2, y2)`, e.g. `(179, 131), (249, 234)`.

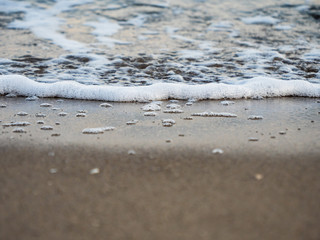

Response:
(128, 150), (136, 155)
(192, 112), (237, 117)
(163, 109), (184, 113)
(220, 101), (235, 106)
(144, 112), (157, 116)
(185, 102), (193, 106)
(248, 137), (259, 141)
(76, 113), (86, 117)
(55, 122), (60, 125)
(279, 131), (286, 135)
(248, 115), (264, 120)
(162, 119), (176, 127)
(126, 120), (138, 125)
(166, 139), (172, 143)
(51, 107), (61, 111)
(166, 103), (181, 109)
(49, 168), (58, 174)
(82, 126), (115, 134)
(25, 96), (39, 101)
(12, 127), (26, 133)
(40, 103), (52, 107)
(17, 111), (28, 116)
(6, 93), (17, 98)
(51, 133), (60, 137)
(89, 168), (100, 175)
(142, 103), (161, 111)
(12, 121), (31, 126)
(3, 122), (31, 127)
(58, 112), (68, 116)
(169, 100), (179, 103)
(41, 125), (53, 130)
(178, 134), (185, 137)
(37, 120), (44, 124)
(212, 148), (224, 154)
(151, 101), (163, 106)
(0, 104), (7, 108)
(77, 110), (87, 113)
(100, 103), (113, 108)
(183, 117), (193, 120)
(270, 136), (276, 139)
(251, 96), (264, 100)
(56, 99), (64, 103)
(35, 113), (46, 118)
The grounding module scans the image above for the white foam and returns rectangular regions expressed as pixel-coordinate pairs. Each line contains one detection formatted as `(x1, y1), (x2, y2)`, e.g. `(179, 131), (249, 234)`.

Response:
(208, 21), (233, 32)
(12, 128), (27, 133)
(248, 115), (264, 120)
(0, 0), (30, 13)
(220, 101), (235, 106)
(3, 121), (30, 127)
(17, 112), (28, 116)
(303, 49), (320, 61)
(82, 126), (115, 134)
(274, 25), (293, 31)
(192, 112), (237, 117)
(212, 148), (224, 154)
(242, 16), (279, 25)
(86, 18), (122, 37)
(142, 103), (161, 111)
(0, 75), (319, 101)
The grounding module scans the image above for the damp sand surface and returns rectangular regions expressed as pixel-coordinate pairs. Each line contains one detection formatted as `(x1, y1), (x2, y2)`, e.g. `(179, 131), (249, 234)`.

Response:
(0, 97), (320, 240)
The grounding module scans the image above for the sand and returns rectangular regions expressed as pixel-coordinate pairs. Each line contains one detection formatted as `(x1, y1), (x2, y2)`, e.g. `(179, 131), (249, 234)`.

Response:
(0, 96), (319, 240)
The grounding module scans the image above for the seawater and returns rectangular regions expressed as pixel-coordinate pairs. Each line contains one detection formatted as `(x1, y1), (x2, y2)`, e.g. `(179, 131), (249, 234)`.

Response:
(0, 0), (319, 101)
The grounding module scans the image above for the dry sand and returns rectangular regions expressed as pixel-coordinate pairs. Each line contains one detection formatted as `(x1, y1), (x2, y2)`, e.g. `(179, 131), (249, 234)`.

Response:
(0, 96), (319, 240)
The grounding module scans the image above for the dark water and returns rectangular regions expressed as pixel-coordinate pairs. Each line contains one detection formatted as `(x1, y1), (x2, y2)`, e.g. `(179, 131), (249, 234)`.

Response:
(0, 0), (319, 86)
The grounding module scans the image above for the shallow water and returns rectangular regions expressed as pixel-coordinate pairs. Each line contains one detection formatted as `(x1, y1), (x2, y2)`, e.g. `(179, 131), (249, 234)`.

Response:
(0, 0), (319, 100)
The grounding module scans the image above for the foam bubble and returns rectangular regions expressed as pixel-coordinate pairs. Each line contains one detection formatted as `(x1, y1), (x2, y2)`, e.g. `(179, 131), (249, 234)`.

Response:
(192, 112), (237, 117)
(41, 125), (53, 130)
(242, 16), (279, 25)
(0, 75), (319, 101)
(12, 128), (27, 133)
(144, 112), (157, 116)
(212, 148), (224, 154)
(82, 126), (115, 134)
(248, 115), (264, 120)
(17, 112), (28, 116)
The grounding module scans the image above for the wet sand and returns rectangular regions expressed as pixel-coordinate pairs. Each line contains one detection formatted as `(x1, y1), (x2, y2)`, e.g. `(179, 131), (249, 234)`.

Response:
(0, 97), (320, 240)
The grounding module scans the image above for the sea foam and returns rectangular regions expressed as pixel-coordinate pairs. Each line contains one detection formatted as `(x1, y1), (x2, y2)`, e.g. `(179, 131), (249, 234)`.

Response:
(0, 75), (319, 102)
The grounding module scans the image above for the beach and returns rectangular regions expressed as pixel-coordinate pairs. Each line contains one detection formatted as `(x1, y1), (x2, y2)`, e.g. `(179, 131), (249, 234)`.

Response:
(1, 97), (319, 240)
(1, 0), (320, 239)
